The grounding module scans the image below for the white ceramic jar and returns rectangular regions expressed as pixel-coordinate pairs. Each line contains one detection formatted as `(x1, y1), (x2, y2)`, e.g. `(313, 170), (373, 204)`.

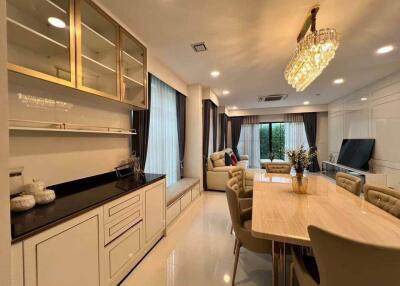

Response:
(24, 179), (45, 195)
(10, 195), (36, 212)
(34, 189), (56, 205)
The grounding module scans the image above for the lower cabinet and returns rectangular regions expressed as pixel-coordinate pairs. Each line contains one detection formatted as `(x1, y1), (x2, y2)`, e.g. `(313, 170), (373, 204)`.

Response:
(23, 208), (104, 286)
(12, 178), (166, 286)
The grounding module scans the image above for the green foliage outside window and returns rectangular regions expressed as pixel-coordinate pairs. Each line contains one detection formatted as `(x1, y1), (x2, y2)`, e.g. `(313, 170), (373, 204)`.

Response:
(260, 123), (285, 160)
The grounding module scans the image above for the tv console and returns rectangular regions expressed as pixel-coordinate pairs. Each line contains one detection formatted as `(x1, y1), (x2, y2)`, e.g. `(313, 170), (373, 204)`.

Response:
(321, 161), (387, 190)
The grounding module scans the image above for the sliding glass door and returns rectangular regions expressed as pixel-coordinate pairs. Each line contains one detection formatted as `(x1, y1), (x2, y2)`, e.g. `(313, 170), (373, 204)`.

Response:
(260, 122), (286, 160)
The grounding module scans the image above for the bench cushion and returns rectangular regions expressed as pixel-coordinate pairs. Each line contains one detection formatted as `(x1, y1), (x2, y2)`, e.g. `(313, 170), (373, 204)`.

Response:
(166, 178), (200, 206)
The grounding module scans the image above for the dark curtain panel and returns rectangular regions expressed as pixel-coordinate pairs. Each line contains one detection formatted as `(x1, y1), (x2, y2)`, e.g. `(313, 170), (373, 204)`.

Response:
(303, 112), (320, 172)
(212, 104), (218, 152)
(131, 74), (152, 169)
(219, 113), (228, 151)
(231, 116), (243, 155)
(176, 91), (186, 178)
(202, 100), (212, 189)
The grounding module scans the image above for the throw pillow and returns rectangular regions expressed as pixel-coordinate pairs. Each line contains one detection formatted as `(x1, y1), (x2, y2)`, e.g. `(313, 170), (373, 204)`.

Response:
(224, 152), (233, 166)
(231, 154), (238, 166)
(233, 148), (241, 161)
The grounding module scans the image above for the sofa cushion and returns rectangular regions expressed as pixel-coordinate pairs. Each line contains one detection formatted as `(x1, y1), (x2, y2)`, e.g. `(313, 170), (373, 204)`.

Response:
(231, 154), (238, 166)
(224, 152), (232, 166)
(213, 158), (226, 167)
(233, 148), (241, 161)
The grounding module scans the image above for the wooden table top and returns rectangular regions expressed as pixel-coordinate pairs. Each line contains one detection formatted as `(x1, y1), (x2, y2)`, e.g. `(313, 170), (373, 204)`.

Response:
(251, 173), (400, 247)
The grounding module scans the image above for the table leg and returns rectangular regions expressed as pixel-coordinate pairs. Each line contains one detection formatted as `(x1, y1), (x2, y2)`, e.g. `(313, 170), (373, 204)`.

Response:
(272, 241), (286, 286)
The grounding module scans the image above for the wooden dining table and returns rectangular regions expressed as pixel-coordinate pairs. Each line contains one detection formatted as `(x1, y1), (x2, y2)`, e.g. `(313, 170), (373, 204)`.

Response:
(251, 173), (400, 286)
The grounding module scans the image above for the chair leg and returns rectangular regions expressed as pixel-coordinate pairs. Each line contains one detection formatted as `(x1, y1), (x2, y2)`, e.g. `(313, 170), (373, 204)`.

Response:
(289, 262), (295, 286)
(232, 242), (241, 285)
(233, 238), (238, 254)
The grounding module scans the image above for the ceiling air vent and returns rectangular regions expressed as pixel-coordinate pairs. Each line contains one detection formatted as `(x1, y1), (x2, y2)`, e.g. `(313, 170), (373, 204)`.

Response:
(258, 94), (288, 102)
(191, 42), (208, 52)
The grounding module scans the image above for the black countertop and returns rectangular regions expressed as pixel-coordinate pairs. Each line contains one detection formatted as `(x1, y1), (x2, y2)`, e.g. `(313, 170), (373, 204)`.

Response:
(11, 172), (165, 243)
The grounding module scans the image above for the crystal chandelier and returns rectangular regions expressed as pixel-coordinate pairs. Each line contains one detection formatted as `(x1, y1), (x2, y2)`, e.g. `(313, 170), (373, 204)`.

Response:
(285, 6), (339, 92)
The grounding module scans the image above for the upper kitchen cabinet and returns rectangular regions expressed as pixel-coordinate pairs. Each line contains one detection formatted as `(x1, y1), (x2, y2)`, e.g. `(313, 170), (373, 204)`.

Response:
(120, 28), (147, 109)
(6, 0), (76, 87)
(75, 0), (120, 100)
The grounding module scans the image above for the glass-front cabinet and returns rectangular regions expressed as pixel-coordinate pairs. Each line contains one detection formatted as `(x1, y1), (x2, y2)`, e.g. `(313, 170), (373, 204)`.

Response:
(120, 28), (147, 108)
(6, 0), (75, 87)
(76, 0), (119, 99)
(6, 0), (147, 109)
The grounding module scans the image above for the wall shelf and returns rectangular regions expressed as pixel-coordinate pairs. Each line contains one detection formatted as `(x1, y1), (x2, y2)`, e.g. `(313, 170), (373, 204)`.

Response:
(122, 51), (143, 68)
(82, 22), (115, 53)
(9, 119), (136, 136)
(123, 75), (144, 88)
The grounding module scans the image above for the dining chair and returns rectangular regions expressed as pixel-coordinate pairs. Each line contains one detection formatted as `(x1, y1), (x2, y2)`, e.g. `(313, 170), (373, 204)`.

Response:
(226, 177), (272, 285)
(265, 162), (291, 174)
(291, 225), (400, 286)
(364, 184), (400, 218)
(335, 172), (362, 196)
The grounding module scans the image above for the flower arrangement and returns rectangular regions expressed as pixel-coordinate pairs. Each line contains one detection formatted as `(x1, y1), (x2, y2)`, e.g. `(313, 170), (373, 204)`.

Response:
(286, 145), (316, 175)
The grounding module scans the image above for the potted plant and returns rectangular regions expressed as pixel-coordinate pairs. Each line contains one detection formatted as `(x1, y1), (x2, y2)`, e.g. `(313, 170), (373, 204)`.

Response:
(286, 145), (316, 193)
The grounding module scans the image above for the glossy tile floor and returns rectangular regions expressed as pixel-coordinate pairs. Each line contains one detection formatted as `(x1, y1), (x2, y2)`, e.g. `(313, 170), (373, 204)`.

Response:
(122, 192), (272, 286)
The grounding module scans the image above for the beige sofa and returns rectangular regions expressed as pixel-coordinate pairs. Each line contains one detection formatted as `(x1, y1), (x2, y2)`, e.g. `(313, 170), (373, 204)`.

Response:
(207, 148), (249, 191)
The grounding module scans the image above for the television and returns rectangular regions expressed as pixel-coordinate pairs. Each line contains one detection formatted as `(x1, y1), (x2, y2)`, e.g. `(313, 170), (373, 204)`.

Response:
(337, 139), (375, 171)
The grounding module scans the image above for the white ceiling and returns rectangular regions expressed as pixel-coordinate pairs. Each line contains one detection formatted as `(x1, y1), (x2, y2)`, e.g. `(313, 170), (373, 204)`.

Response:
(99, 0), (400, 109)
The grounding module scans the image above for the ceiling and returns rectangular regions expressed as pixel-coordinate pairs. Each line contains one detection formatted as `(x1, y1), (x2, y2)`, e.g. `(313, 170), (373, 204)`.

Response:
(99, 0), (400, 109)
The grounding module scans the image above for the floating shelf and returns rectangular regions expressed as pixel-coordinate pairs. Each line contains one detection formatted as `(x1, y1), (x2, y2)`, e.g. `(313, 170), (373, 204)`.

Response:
(81, 22), (116, 53)
(123, 75), (144, 88)
(7, 17), (68, 57)
(9, 119), (136, 136)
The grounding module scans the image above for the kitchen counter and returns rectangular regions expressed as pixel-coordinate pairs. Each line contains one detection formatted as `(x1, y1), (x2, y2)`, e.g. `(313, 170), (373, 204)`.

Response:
(11, 172), (165, 243)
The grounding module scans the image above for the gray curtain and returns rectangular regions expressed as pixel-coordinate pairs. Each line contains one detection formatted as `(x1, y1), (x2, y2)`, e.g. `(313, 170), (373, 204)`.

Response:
(212, 104), (218, 152)
(176, 91), (186, 178)
(219, 114), (228, 151)
(303, 112), (320, 172)
(202, 100), (213, 189)
(231, 117), (243, 156)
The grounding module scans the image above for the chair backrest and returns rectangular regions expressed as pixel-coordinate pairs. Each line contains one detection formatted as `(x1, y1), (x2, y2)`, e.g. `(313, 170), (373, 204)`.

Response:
(228, 167), (245, 195)
(266, 162), (291, 174)
(336, 172), (362, 196)
(364, 184), (400, 218)
(308, 225), (400, 286)
(225, 177), (242, 235)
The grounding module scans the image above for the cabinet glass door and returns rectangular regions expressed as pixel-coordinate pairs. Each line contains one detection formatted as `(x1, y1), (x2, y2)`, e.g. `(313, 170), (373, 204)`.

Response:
(6, 0), (75, 86)
(76, 0), (119, 99)
(120, 29), (147, 108)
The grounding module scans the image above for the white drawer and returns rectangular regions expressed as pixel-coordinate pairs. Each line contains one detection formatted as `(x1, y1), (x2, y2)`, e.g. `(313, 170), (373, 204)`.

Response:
(104, 204), (142, 245)
(166, 200), (180, 225)
(191, 183), (200, 200)
(180, 191), (191, 210)
(105, 222), (143, 285)
(103, 190), (141, 224)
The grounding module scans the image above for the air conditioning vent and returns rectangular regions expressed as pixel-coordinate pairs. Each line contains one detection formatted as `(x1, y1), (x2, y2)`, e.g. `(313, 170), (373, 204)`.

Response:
(258, 94), (288, 102)
(191, 42), (208, 52)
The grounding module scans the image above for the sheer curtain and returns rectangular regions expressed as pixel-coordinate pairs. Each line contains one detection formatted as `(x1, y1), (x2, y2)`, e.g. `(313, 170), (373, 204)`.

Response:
(284, 114), (309, 160)
(238, 123), (260, 168)
(145, 76), (180, 187)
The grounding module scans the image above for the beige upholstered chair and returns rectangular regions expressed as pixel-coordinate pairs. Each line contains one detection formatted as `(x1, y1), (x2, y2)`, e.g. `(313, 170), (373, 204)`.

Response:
(291, 225), (400, 286)
(364, 184), (400, 218)
(265, 162), (291, 174)
(228, 167), (252, 198)
(226, 177), (272, 285)
(335, 172), (362, 196)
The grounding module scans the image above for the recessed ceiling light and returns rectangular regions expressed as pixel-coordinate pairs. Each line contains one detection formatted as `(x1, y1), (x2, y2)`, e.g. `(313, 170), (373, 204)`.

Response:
(48, 17), (66, 28)
(230, 106), (238, 110)
(210, 70), (220, 78)
(376, 45), (394, 54)
(333, 78), (344, 84)
(303, 101), (310, 105)
(222, 90), (230, 95)
(361, 97), (368, 101)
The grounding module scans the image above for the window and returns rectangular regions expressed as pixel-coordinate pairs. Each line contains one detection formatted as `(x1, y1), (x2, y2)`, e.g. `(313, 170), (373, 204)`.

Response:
(145, 76), (180, 187)
(260, 122), (308, 161)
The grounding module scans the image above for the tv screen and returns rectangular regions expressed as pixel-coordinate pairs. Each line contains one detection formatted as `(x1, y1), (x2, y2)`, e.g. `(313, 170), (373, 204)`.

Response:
(337, 139), (375, 171)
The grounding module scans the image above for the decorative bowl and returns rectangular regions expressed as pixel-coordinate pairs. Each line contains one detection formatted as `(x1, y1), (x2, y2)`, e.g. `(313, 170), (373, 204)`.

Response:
(11, 195), (36, 212)
(34, 189), (56, 205)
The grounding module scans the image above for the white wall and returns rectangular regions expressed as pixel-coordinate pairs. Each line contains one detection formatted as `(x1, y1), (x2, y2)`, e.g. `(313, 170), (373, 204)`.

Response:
(328, 70), (400, 188)
(228, 104), (328, 116)
(184, 85), (203, 188)
(0, 1), (11, 284)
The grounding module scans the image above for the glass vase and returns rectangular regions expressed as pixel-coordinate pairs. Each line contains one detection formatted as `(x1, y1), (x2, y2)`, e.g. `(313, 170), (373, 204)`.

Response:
(292, 173), (308, 194)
